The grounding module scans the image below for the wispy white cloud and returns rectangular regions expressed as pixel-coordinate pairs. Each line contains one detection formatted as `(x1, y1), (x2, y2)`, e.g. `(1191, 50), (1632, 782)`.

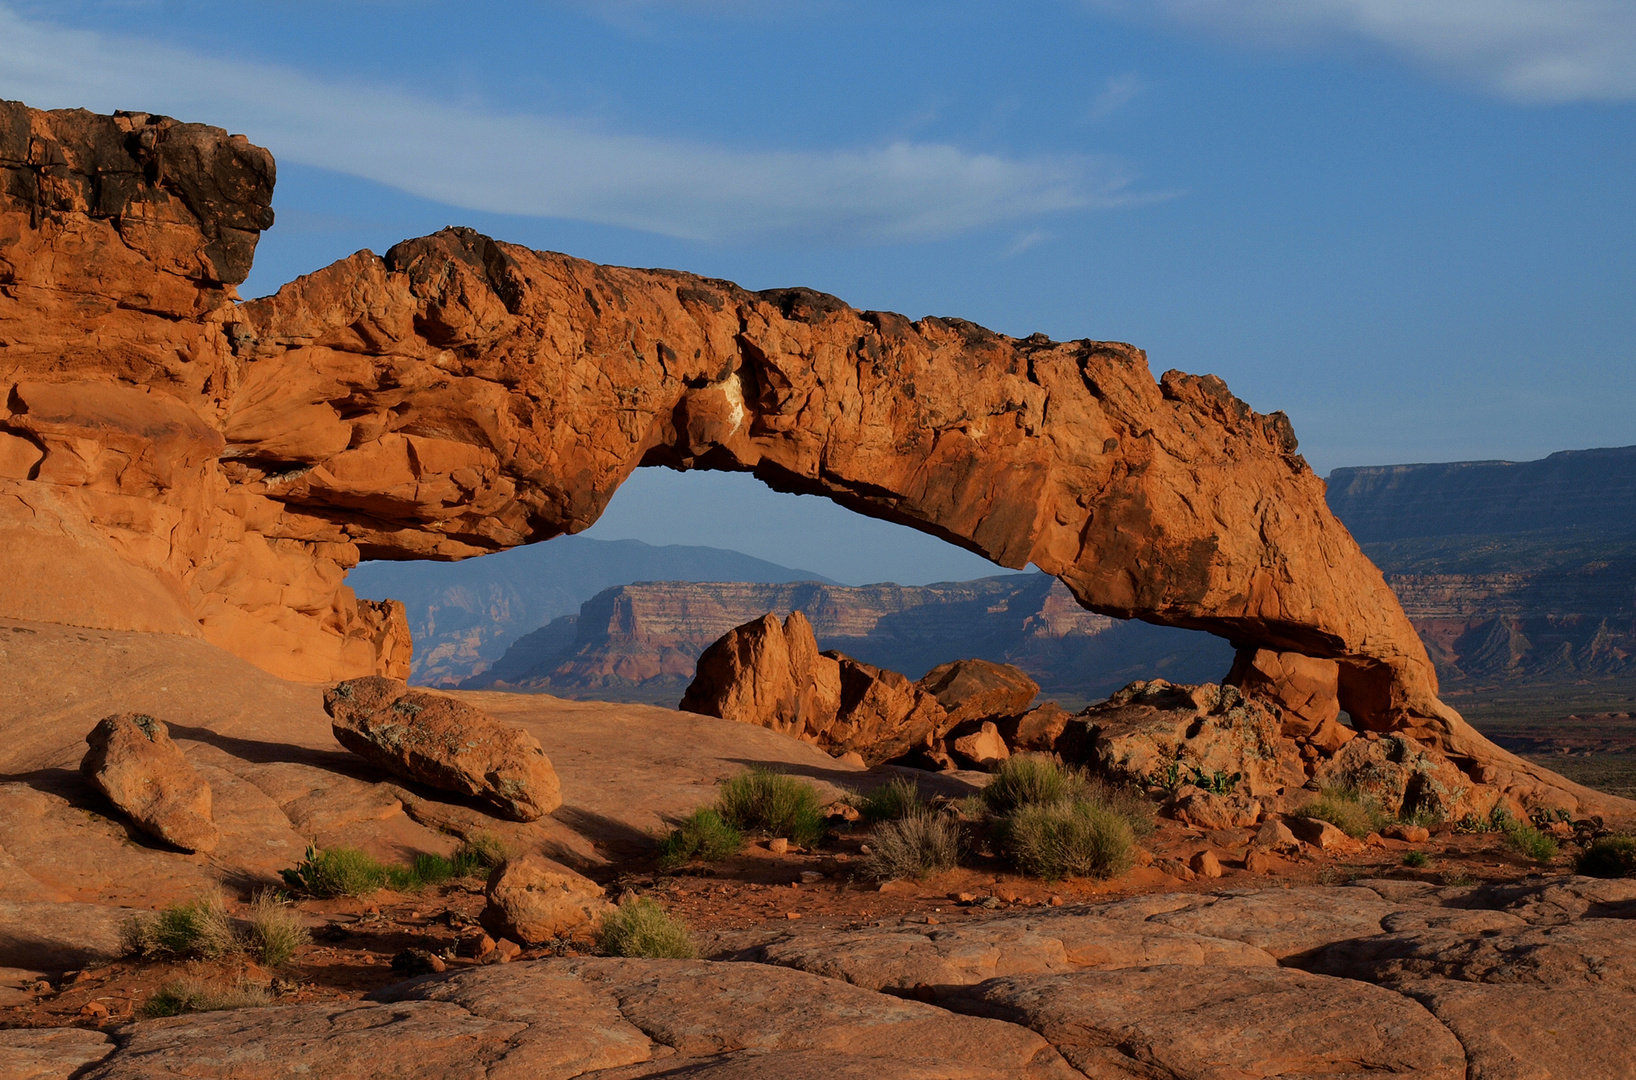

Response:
(1088, 72), (1147, 119)
(1093, 0), (1636, 103)
(1002, 229), (1052, 258)
(0, 4), (1140, 244)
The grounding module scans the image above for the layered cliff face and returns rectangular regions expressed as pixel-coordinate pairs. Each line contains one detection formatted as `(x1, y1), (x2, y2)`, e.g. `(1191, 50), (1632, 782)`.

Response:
(0, 99), (1610, 811)
(464, 574), (1230, 705)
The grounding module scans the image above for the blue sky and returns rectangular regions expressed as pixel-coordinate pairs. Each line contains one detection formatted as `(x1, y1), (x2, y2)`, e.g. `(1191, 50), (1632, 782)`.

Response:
(2, 1), (1632, 584)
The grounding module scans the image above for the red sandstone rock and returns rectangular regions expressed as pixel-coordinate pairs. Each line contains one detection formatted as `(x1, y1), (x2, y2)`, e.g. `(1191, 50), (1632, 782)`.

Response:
(80, 713), (217, 853)
(0, 99), (1617, 817)
(678, 611), (840, 742)
(481, 855), (611, 945)
(950, 721), (1011, 771)
(1000, 702), (1072, 753)
(324, 677), (560, 821)
(825, 655), (949, 766)
(917, 660), (1038, 728)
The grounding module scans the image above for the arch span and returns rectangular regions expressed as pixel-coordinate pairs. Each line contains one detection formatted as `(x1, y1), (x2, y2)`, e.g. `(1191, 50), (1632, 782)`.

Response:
(0, 100), (1612, 812)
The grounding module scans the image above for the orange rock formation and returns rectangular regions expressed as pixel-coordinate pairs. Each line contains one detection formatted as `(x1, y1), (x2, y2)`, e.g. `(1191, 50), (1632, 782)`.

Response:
(0, 100), (1611, 811)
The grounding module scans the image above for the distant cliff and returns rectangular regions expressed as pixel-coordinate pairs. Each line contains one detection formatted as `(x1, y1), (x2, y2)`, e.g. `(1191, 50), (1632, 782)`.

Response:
(463, 574), (1232, 706)
(347, 537), (837, 685)
(1326, 446), (1636, 687)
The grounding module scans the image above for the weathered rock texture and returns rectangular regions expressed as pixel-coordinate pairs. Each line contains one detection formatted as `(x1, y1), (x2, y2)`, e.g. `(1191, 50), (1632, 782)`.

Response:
(79, 713), (217, 852)
(481, 855), (611, 945)
(323, 676), (561, 820)
(0, 99), (1616, 813)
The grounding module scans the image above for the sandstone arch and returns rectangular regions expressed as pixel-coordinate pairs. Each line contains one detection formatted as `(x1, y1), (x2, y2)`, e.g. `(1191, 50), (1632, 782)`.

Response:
(0, 100), (1615, 813)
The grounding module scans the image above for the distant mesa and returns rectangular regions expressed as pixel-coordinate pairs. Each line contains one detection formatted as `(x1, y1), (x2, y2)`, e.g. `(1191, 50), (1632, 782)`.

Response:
(0, 98), (1616, 814)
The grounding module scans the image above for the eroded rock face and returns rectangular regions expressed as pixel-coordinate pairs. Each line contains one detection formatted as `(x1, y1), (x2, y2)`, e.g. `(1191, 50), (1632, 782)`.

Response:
(917, 660), (1038, 727)
(80, 713), (217, 853)
(324, 677), (560, 821)
(678, 611), (841, 742)
(0, 99), (1616, 814)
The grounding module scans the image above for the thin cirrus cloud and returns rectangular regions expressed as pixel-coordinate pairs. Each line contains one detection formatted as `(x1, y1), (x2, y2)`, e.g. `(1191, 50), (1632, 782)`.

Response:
(0, 5), (1139, 245)
(1097, 0), (1636, 103)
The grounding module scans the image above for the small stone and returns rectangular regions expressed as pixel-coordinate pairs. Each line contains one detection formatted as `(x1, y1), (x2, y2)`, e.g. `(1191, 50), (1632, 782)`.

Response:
(768, 838), (790, 855)
(950, 892), (978, 904)
(824, 802), (861, 822)
(858, 843), (873, 855)
(456, 932), (496, 958)
(1383, 823), (1431, 843)
(1288, 816), (1356, 851)
(1253, 818), (1301, 854)
(494, 939), (521, 960)
(1190, 850), (1223, 878)
(799, 871), (824, 884)
(1156, 858), (1197, 882)
(1048, 895), (1064, 907)
(786, 911), (801, 919)
(1245, 849), (1276, 874)
(390, 948), (446, 975)
(79, 1001), (109, 1019)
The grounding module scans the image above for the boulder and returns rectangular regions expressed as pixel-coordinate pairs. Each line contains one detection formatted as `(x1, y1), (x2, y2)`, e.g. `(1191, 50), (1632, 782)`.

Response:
(481, 855), (612, 945)
(826, 656), (950, 765)
(1383, 822), (1431, 843)
(324, 677), (560, 821)
(917, 660), (1038, 728)
(1288, 815), (1358, 851)
(999, 702), (1072, 753)
(1311, 734), (1483, 822)
(1252, 818), (1301, 855)
(679, 611), (841, 743)
(0, 1028), (114, 1080)
(79, 713), (217, 853)
(951, 721), (1011, 771)
(1067, 681), (1285, 797)
(1167, 790), (1262, 829)
(1188, 850), (1223, 878)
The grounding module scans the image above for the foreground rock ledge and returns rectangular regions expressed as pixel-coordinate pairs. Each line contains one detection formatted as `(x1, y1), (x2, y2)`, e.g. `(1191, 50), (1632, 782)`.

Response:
(0, 98), (1618, 815)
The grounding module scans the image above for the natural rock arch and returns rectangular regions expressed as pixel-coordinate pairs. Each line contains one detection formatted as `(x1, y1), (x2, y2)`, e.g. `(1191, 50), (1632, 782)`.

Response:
(0, 100), (1612, 812)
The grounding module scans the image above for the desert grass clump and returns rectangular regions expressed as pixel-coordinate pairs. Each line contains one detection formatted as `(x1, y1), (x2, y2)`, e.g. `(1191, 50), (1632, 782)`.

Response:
(658, 807), (745, 869)
(1504, 822), (1559, 864)
(1577, 834), (1636, 878)
(1402, 850), (1431, 868)
(244, 890), (310, 967)
(280, 844), (400, 898)
(980, 754), (1083, 816)
(857, 775), (927, 823)
(863, 811), (962, 881)
(597, 897), (699, 959)
(999, 801), (1135, 881)
(122, 891), (239, 960)
(716, 768), (827, 847)
(141, 977), (272, 1019)
(1297, 787), (1387, 840)
(1082, 776), (1157, 839)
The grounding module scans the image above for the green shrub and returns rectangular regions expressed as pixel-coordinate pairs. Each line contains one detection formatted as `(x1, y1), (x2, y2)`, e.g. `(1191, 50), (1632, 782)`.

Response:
(450, 834), (510, 877)
(1000, 801), (1134, 881)
(1402, 850), (1431, 868)
(1577, 834), (1636, 878)
(1082, 776), (1157, 839)
(598, 897), (698, 959)
(244, 890), (310, 967)
(864, 811), (962, 881)
(1505, 823), (1559, 864)
(658, 807), (744, 869)
(142, 978), (271, 1018)
(981, 754), (1083, 816)
(1298, 788), (1387, 840)
(716, 769), (827, 847)
(122, 891), (239, 960)
(857, 776), (926, 823)
(280, 845), (396, 898)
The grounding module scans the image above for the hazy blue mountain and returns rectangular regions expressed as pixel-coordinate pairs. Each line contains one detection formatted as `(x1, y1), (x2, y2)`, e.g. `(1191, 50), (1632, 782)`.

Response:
(347, 536), (836, 685)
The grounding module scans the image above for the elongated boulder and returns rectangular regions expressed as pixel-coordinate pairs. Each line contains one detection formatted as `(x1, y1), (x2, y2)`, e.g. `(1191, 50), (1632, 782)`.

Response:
(323, 677), (560, 821)
(0, 98), (1620, 817)
(80, 713), (217, 853)
(917, 660), (1038, 728)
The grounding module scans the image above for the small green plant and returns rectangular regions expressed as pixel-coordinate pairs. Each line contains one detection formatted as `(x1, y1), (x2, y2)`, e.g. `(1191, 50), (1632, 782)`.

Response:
(597, 897), (698, 959)
(999, 801), (1134, 881)
(658, 807), (744, 869)
(1083, 776), (1158, 839)
(1439, 870), (1477, 887)
(863, 811), (962, 881)
(1577, 834), (1636, 878)
(1150, 749), (1185, 793)
(1505, 823), (1559, 864)
(1188, 766), (1243, 796)
(1402, 850), (1431, 868)
(413, 835), (513, 884)
(141, 978), (272, 1018)
(857, 776), (926, 823)
(716, 769), (827, 847)
(122, 891), (239, 960)
(244, 890), (310, 967)
(1298, 787), (1387, 840)
(981, 754), (1083, 815)
(280, 845), (397, 898)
